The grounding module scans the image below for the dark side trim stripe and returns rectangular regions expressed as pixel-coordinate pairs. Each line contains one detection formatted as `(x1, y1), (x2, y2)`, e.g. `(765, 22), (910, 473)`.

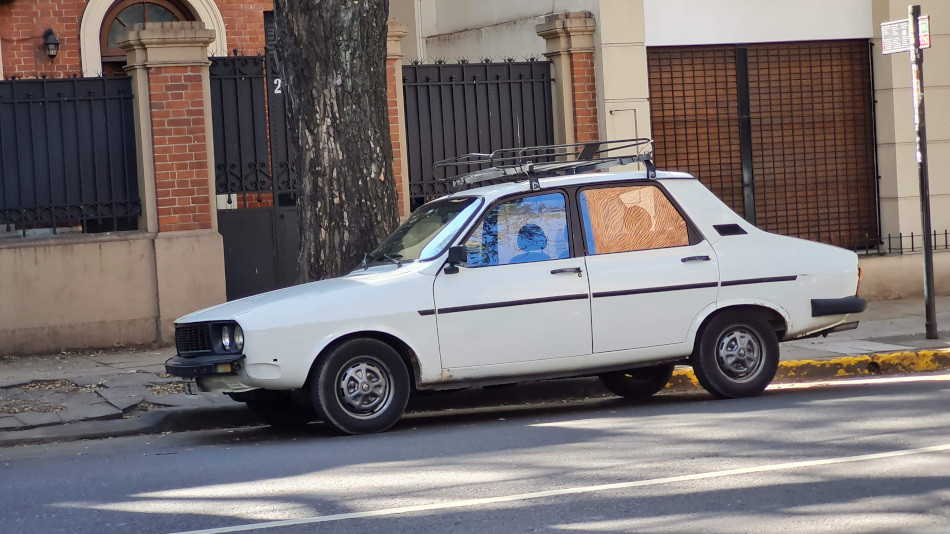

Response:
(721, 275), (798, 287)
(592, 281), (718, 299)
(418, 275), (799, 315)
(417, 293), (589, 316)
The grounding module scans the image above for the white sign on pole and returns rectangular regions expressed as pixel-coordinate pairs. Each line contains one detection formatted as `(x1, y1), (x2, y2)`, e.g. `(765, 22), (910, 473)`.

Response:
(881, 19), (912, 53)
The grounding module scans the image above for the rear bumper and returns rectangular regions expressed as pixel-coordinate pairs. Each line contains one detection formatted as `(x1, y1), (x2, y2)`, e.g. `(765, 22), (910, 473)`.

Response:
(811, 296), (867, 317)
(165, 354), (244, 378)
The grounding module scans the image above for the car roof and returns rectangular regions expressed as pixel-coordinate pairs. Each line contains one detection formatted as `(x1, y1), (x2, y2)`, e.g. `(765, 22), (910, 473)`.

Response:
(444, 169), (696, 201)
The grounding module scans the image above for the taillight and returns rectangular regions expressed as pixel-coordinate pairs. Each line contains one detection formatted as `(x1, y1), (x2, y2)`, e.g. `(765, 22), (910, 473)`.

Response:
(856, 267), (863, 296)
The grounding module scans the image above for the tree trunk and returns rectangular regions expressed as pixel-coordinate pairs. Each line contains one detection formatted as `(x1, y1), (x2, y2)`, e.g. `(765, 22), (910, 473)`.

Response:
(273, 0), (398, 282)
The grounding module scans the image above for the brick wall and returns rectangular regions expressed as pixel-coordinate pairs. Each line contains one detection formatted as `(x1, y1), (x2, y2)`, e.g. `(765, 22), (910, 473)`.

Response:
(216, 0), (272, 54)
(0, 1), (83, 77)
(0, 1), (274, 79)
(570, 50), (599, 143)
(386, 56), (407, 218)
(149, 65), (212, 232)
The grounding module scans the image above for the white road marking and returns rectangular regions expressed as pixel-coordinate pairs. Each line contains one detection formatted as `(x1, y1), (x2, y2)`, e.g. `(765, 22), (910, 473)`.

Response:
(170, 442), (950, 534)
(767, 372), (950, 390)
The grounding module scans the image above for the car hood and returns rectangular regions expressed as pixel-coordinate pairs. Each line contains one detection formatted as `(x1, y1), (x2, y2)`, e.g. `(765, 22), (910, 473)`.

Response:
(177, 263), (418, 324)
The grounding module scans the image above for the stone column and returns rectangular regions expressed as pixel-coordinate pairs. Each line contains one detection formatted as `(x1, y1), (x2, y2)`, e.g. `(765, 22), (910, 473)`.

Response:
(119, 22), (226, 343)
(536, 12), (599, 145)
(387, 18), (411, 219)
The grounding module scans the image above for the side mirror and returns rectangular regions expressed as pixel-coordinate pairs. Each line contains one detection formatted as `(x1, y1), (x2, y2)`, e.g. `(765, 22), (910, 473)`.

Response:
(444, 245), (467, 274)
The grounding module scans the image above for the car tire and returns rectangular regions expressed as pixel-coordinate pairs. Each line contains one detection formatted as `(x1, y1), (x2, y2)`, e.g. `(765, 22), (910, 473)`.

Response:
(691, 310), (779, 399)
(310, 338), (410, 435)
(245, 397), (316, 429)
(598, 363), (675, 400)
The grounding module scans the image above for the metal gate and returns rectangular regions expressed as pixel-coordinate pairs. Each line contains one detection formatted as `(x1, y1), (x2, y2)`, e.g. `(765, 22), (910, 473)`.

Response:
(0, 76), (139, 237)
(210, 51), (299, 301)
(403, 61), (555, 210)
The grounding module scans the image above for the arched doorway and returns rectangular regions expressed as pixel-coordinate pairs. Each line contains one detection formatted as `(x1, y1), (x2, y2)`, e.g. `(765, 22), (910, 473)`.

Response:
(99, 0), (198, 76)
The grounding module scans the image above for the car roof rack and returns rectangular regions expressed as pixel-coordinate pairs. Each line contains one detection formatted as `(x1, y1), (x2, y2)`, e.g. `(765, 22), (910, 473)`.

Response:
(433, 138), (656, 192)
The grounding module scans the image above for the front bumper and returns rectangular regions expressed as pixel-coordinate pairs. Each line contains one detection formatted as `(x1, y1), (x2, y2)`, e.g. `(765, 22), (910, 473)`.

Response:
(165, 353), (244, 378)
(811, 296), (867, 317)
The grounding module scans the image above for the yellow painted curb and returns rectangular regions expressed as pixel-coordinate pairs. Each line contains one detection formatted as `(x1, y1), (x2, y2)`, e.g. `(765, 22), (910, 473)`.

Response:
(667, 349), (950, 390)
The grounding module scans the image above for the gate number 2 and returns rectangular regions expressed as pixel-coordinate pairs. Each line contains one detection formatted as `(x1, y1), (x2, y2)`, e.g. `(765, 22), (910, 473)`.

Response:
(274, 79), (282, 94)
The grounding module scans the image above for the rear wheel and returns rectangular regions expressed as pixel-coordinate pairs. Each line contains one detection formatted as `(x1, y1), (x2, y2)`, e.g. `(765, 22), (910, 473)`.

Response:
(599, 363), (675, 400)
(690, 310), (779, 398)
(310, 338), (410, 435)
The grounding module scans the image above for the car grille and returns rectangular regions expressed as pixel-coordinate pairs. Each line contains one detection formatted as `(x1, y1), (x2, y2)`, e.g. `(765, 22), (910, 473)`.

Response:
(175, 324), (213, 356)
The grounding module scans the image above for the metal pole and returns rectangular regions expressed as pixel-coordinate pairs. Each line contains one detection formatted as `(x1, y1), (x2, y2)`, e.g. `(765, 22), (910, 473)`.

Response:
(909, 4), (938, 339)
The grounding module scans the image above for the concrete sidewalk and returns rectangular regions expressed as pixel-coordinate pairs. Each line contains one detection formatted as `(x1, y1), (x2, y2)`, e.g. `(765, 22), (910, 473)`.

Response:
(2, 296), (950, 446)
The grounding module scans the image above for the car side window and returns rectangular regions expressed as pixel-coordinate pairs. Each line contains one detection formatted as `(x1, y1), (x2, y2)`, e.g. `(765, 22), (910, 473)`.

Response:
(463, 192), (570, 267)
(579, 185), (690, 254)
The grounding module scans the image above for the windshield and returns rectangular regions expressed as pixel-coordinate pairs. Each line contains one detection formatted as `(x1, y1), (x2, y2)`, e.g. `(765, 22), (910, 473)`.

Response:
(369, 196), (482, 262)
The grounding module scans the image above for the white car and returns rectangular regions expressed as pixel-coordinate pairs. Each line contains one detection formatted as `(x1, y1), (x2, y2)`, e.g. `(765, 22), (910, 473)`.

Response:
(166, 141), (865, 435)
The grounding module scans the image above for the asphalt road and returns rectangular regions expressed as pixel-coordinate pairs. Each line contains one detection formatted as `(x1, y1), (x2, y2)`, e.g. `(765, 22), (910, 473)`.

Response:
(2, 374), (949, 534)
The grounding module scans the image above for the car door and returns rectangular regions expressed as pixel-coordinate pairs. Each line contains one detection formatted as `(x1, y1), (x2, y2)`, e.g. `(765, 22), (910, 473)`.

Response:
(579, 183), (720, 353)
(433, 191), (593, 369)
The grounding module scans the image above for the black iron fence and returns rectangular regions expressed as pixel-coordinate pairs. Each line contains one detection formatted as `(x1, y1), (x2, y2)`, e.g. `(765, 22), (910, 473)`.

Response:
(403, 61), (555, 210)
(858, 230), (950, 255)
(0, 76), (140, 237)
(209, 55), (298, 206)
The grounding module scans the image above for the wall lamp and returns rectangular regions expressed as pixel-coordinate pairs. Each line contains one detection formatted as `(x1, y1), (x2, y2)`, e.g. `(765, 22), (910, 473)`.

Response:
(43, 28), (61, 60)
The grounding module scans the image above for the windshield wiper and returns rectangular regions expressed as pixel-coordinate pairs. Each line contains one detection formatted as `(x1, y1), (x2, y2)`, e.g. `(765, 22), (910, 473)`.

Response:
(379, 253), (403, 268)
(361, 252), (403, 269)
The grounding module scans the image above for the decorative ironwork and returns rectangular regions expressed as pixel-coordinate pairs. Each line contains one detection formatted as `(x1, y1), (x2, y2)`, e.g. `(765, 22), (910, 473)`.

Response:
(0, 76), (140, 237)
(403, 61), (555, 210)
(209, 54), (298, 206)
(265, 47), (299, 202)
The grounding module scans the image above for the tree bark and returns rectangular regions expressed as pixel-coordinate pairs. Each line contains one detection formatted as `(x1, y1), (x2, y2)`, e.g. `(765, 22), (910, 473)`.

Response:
(273, 0), (398, 282)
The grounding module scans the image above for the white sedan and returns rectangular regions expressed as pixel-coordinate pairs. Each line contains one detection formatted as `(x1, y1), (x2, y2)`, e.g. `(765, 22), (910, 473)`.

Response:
(167, 168), (865, 434)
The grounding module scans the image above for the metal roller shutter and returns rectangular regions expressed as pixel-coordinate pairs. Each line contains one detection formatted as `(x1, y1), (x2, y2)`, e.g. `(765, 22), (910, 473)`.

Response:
(648, 40), (878, 249)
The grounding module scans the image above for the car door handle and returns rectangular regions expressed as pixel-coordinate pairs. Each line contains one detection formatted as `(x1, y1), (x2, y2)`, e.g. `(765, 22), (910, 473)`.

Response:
(681, 255), (711, 262)
(551, 267), (583, 277)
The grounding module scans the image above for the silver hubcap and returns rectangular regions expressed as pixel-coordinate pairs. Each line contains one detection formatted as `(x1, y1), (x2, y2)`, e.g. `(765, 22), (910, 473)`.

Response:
(336, 357), (394, 419)
(716, 326), (764, 382)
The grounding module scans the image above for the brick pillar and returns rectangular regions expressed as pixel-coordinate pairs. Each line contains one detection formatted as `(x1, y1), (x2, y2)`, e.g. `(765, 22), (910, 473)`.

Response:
(119, 22), (225, 343)
(120, 22), (217, 233)
(536, 12), (599, 144)
(387, 18), (411, 219)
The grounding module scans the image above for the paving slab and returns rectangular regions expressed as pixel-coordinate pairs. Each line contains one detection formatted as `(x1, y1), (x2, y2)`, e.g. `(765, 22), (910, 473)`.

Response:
(785, 339), (913, 355)
(100, 373), (160, 389)
(13, 411), (61, 427)
(0, 417), (23, 430)
(96, 387), (147, 412)
(56, 402), (123, 425)
(144, 392), (219, 408)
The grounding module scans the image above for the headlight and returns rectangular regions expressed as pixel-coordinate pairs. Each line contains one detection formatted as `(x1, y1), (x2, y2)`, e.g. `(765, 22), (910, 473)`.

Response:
(221, 325), (232, 351)
(233, 324), (244, 352)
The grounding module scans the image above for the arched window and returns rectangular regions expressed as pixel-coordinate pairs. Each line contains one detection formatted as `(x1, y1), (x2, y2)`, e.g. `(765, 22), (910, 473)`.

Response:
(99, 0), (196, 69)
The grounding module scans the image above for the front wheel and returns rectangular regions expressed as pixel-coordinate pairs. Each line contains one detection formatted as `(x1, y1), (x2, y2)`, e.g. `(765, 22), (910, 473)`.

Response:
(310, 338), (411, 435)
(599, 363), (675, 400)
(690, 310), (779, 398)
